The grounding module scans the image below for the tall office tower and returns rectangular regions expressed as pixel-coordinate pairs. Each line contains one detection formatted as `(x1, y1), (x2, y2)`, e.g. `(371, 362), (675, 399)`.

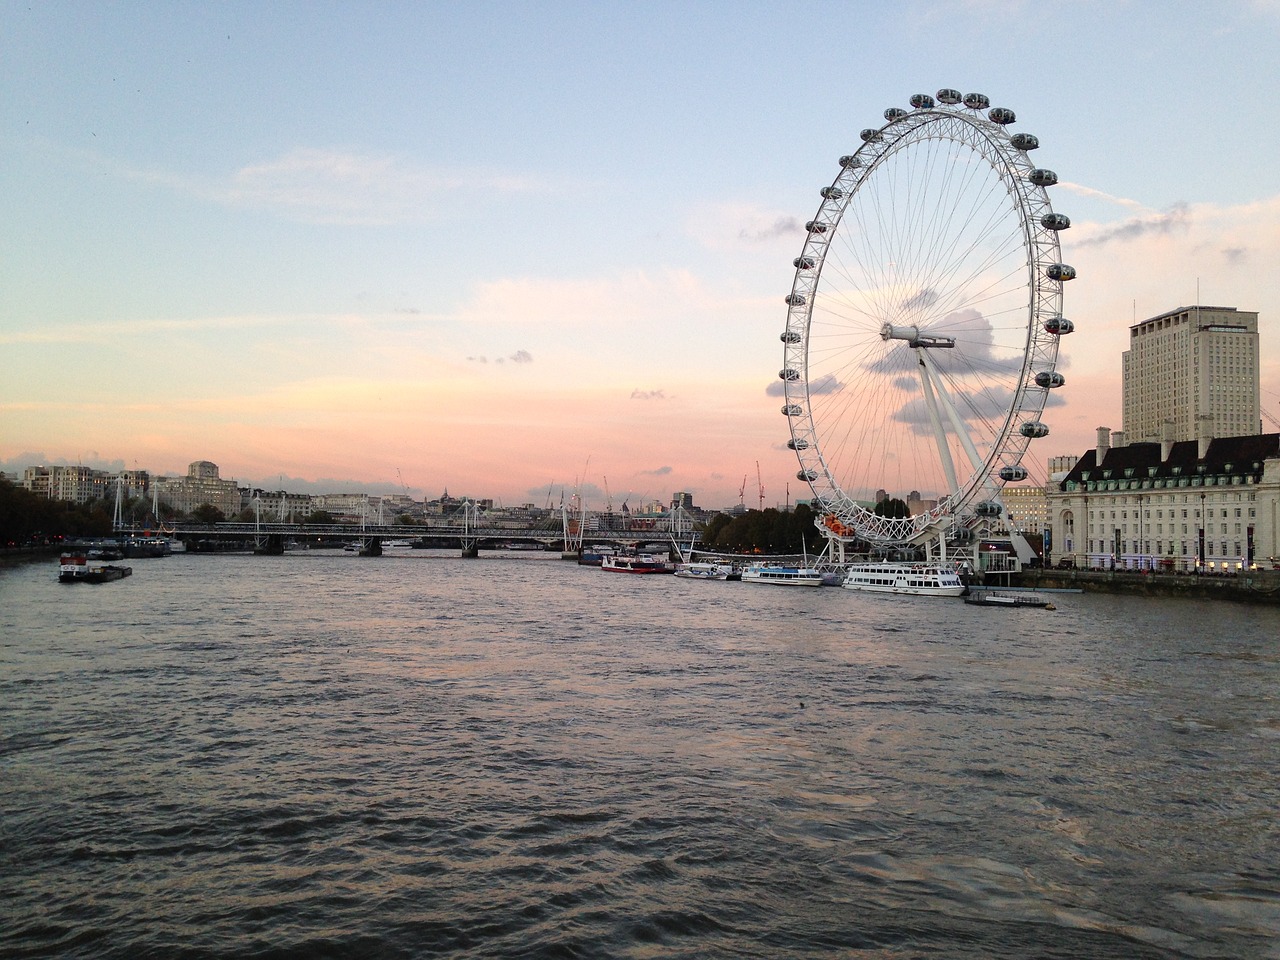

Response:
(1122, 305), (1260, 443)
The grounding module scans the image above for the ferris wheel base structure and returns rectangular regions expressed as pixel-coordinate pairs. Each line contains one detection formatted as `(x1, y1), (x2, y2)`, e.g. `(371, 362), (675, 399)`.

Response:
(815, 508), (1038, 569)
(779, 88), (1074, 564)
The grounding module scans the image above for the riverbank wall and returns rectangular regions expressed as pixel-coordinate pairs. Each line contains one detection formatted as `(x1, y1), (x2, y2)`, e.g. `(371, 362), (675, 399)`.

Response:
(1009, 567), (1280, 604)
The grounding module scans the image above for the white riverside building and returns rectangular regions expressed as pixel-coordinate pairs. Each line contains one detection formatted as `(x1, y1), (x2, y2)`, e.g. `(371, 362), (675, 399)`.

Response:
(1122, 305), (1260, 444)
(1046, 427), (1280, 572)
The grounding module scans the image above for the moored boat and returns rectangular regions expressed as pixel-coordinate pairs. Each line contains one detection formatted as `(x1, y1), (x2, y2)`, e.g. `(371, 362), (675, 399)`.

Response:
(58, 553), (133, 583)
(842, 562), (965, 597)
(741, 563), (824, 586)
(964, 590), (1055, 609)
(674, 560), (739, 581)
(601, 553), (674, 574)
(578, 545), (616, 566)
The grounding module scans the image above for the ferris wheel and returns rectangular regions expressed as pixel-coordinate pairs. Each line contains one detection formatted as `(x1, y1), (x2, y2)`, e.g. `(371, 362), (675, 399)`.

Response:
(780, 89), (1074, 549)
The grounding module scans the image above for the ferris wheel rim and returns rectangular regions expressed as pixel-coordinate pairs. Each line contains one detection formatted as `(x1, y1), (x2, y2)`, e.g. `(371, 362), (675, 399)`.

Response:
(780, 91), (1071, 547)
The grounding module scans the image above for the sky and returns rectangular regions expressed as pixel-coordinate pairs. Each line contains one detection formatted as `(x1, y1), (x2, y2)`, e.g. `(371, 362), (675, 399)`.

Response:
(4, 0), (1280, 512)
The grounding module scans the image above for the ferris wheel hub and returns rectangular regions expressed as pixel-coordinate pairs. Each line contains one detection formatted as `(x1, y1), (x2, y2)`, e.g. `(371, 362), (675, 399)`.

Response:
(880, 323), (955, 348)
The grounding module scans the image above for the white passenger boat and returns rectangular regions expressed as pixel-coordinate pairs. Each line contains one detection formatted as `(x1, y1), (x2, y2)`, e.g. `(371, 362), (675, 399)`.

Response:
(674, 561), (739, 581)
(741, 563), (824, 587)
(841, 562), (965, 597)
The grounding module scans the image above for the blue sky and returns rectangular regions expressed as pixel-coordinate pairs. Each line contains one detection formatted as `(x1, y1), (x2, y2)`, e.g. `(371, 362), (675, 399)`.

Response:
(4, 1), (1279, 508)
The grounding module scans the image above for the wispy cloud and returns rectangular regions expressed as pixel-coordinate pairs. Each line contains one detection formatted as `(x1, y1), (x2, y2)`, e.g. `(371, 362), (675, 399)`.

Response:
(1057, 182), (1150, 211)
(0, 312), (301, 345)
(221, 148), (545, 225)
(39, 139), (553, 226)
(631, 389), (669, 400)
(1073, 203), (1191, 248)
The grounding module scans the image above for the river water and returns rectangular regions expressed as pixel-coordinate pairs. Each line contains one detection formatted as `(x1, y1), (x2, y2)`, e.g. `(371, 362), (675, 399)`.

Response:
(2, 550), (1278, 959)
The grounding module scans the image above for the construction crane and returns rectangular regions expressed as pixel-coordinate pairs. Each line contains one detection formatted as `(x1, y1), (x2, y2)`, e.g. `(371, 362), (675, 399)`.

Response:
(756, 461), (765, 512)
(738, 475), (747, 510)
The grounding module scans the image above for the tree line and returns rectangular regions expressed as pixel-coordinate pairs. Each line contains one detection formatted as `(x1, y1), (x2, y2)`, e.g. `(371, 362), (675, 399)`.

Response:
(698, 503), (828, 555)
(0, 478), (113, 546)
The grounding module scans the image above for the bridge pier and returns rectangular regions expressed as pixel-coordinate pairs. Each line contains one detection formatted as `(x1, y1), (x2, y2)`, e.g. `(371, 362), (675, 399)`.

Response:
(254, 533), (285, 555)
(359, 536), (383, 557)
(461, 542), (479, 558)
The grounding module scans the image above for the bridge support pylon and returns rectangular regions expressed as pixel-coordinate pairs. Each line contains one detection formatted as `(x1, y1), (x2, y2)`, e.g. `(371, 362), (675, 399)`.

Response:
(254, 533), (285, 556)
(359, 536), (383, 557)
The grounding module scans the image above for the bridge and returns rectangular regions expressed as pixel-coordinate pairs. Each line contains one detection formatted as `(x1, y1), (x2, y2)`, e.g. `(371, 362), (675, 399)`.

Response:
(119, 504), (699, 559)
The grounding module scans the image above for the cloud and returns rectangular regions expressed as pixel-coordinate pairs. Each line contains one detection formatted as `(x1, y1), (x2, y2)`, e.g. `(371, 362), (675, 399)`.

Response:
(641, 465), (673, 476)
(631, 389), (668, 400)
(739, 216), (803, 242)
(1057, 182), (1149, 211)
(0, 312), (298, 345)
(765, 372), (844, 397)
(1073, 203), (1191, 248)
(509, 350), (533, 364)
(57, 143), (550, 227)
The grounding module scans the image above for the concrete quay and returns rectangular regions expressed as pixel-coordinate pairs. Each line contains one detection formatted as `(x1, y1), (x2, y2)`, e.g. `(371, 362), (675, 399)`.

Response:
(1012, 567), (1280, 604)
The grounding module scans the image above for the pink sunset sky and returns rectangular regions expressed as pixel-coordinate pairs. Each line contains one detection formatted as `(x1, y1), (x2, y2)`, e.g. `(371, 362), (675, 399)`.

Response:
(4, 4), (1279, 510)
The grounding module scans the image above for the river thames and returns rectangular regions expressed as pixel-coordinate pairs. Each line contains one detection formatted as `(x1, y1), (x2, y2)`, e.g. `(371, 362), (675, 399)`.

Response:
(2, 550), (1277, 958)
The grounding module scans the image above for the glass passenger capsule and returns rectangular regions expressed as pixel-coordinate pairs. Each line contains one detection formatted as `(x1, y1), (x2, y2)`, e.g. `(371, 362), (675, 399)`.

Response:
(797, 469), (818, 482)
(784, 293), (806, 306)
(910, 93), (936, 109)
(1029, 168), (1059, 187)
(1011, 132), (1039, 151)
(1035, 371), (1066, 389)
(988, 106), (1016, 124)
(779, 368), (800, 382)
(1020, 421), (1050, 438)
(794, 256), (815, 270)
(839, 154), (861, 169)
(936, 88), (962, 104)
(1040, 213), (1071, 231)
(860, 128), (884, 143)
(974, 500), (1002, 516)
(1043, 316), (1075, 335)
(999, 466), (1028, 482)
(1046, 263), (1076, 282)
(782, 404), (803, 417)
(884, 107), (907, 122)
(780, 330), (801, 344)
(805, 220), (828, 234)
(787, 438), (809, 451)
(820, 185), (843, 200)
(963, 92), (990, 109)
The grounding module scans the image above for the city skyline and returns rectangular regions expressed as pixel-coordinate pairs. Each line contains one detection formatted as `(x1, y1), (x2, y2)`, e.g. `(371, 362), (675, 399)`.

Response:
(4, 3), (1280, 508)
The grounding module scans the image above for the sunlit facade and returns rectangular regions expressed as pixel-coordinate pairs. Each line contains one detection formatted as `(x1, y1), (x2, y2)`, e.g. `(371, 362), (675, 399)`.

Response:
(1122, 305), (1260, 444)
(1047, 430), (1280, 571)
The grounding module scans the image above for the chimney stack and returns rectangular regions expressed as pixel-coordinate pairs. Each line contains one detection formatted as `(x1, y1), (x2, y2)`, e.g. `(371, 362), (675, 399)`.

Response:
(1197, 414), (1214, 460)
(1096, 426), (1111, 464)
(1161, 420), (1175, 462)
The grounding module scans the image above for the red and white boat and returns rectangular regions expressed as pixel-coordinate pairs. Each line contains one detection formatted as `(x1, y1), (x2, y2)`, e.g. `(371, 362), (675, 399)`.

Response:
(600, 553), (674, 574)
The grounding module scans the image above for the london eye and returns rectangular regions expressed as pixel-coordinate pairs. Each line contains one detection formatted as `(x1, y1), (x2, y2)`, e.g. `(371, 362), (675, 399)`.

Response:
(779, 89), (1074, 553)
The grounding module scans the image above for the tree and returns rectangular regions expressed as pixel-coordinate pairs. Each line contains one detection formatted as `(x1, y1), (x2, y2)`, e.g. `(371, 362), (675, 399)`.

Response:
(191, 503), (226, 525)
(874, 497), (910, 519)
(0, 478), (113, 544)
(303, 510), (335, 525)
(702, 503), (824, 555)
